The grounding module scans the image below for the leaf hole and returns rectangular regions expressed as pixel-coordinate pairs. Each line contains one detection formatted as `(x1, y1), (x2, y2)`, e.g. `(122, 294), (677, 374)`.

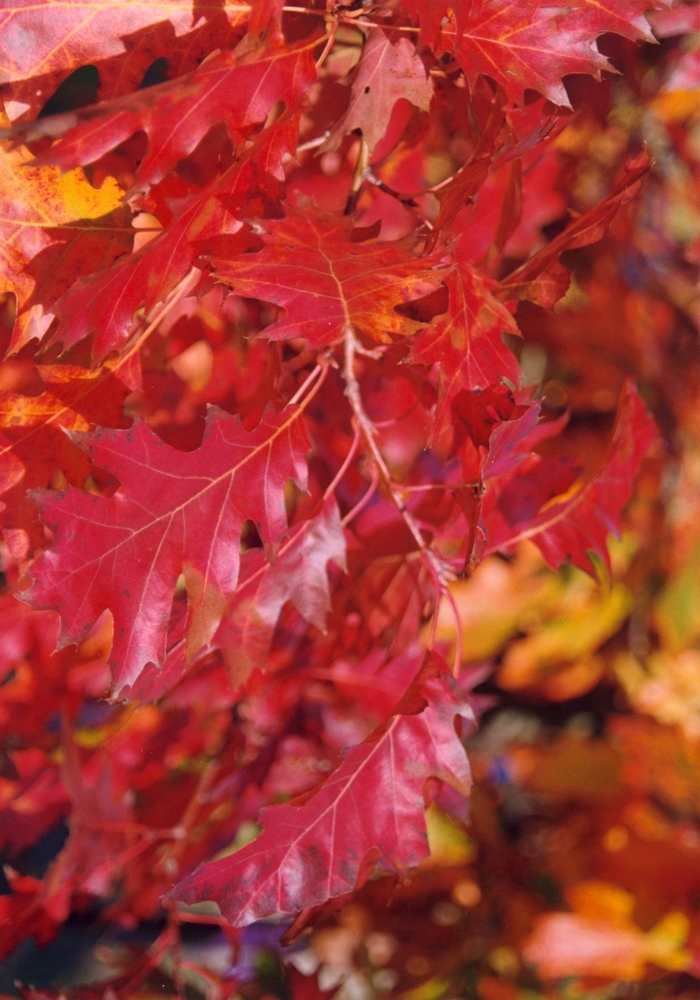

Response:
(394, 284), (449, 324)
(38, 65), (99, 118)
(240, 519), (263, 552)
(139, 58), (169, 90)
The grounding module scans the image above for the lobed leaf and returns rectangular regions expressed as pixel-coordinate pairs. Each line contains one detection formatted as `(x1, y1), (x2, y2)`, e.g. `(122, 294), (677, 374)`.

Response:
(399, 0), (672, 106)
(484, 381), (658, 576)
(23, 406), (311, 697)
(8, 39), (316, 194)
(172, 661), (475, 925)
(209, 204), (446, 346)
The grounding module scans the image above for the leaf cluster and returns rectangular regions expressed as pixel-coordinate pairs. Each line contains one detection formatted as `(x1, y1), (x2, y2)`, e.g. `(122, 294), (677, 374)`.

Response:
(0, 0), (698, 997)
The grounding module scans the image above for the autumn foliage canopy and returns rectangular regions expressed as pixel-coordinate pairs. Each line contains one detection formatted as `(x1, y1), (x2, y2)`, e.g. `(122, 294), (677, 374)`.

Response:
(0, 0), (699, 997)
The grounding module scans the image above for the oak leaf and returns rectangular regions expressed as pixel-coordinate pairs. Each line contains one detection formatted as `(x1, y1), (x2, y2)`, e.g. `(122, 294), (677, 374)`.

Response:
(484, 381), (657, 576)
(23, 406), (311, 698)
(411, 241), (520, 441)
(0, 3), (250, 120)
(209, 204), (445, 346)
(0, 365), (131, 541)
(400, 0), (672, 105)
(323, 30), (432, 156)
(498, 154), (651, 308)
(11, 40), (316, 194)
(46, 116), (298, 362)
(171, 661), (475, 925)
(0, 107), (132, 354)
(219, 496), (347, 686)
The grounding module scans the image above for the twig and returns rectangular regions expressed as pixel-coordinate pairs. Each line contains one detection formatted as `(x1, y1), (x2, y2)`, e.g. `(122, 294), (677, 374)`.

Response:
(443, 586), (463, 677)
(288, 360), (328, 405)
(324, 426), (361, 499)
(296, 131), (331, 154)
(341, 463), (379, 526)
(345, 137), (370, 215)
(342, 327), (454, 592)
(315, 23), (337, 70)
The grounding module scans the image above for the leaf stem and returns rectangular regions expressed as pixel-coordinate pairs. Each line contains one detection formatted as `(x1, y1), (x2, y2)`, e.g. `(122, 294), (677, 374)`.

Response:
(341, 463), (379, 527)
(315, 24), (337, 70)
(443, 586), (463, 677)
(288, 360), (327, 405)
(323, 426), (361, 500)
(342, 327), (454, 593)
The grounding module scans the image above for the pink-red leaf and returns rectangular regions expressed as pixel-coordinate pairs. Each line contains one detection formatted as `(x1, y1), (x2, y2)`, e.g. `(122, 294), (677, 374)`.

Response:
(484, 381), (658, 576)
(209, 204), (445, 346)
(323, 30), (432, 155)
(498, 154), (651, 308)
(0, 3), (250, 120)
(48, 117), (298, 362)
(171, 662), (474, 925)
(411, 241), (520, 442)
(23, 405), (311, 697)
(218, 496), (346, 685)
(13, 39), (316, 194)
(400, 0), (671, 106)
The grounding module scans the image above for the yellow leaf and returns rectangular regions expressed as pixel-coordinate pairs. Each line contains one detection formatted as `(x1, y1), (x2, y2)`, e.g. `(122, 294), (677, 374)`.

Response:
(0, 106), (130, 350)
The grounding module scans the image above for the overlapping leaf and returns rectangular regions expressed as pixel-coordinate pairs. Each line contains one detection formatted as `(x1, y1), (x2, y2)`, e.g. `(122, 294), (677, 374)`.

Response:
(483, 381), (658, 576)
(10, 39), (316, 194)
(218, 496), (346, 686)
(24, 405), (311, 697)
(172, 662), (475, 925)
(209, 204), (446, 346)
(0, 365), (131, 541)
(47, 116), (299, 362)
(323, 30), (432, 155)
(0, 107), (132, 354)
(0, 3), (250, 117)
(399, 0), (671, 105)
(498, 154), (651, 308)
(411, 240), (520, 441)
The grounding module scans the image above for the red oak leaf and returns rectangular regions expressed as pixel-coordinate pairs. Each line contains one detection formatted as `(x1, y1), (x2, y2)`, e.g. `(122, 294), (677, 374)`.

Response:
(23, 405), (311, 697)
(411, 240), (520, 442)
(0, 749), (68, 858)
(0, 106), (133, 354)
(209, 204), (445, 346)
(498, 154), (651, 308)
(12, 39), (316, 194)
(400, 0), (671, 105)
(0, 868), (61, 961)
(0, 3), (250, 120)
(171, 660), (475, 925)
(323, 30), (432, 155)
(218, 496), (347, 685)
(0, 365), (131, 542)
(484, 381), (658, 576)
(47, 117), (298, 362)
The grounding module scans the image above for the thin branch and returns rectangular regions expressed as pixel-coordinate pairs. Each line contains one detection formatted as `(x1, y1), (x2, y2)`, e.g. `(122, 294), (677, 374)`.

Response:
(296, 131), (331, 154)
(324, 426), (361, 500)
(315, 25), (337, 70)
(341, 463), (379, 526)
(443, 586), (463, 677)
(399, 481), (480, 493)
(288, 360), (327, 405)
(345, 137), (370, 215)
(342, 327), (454, 591)
(346, 19), (421, 33)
